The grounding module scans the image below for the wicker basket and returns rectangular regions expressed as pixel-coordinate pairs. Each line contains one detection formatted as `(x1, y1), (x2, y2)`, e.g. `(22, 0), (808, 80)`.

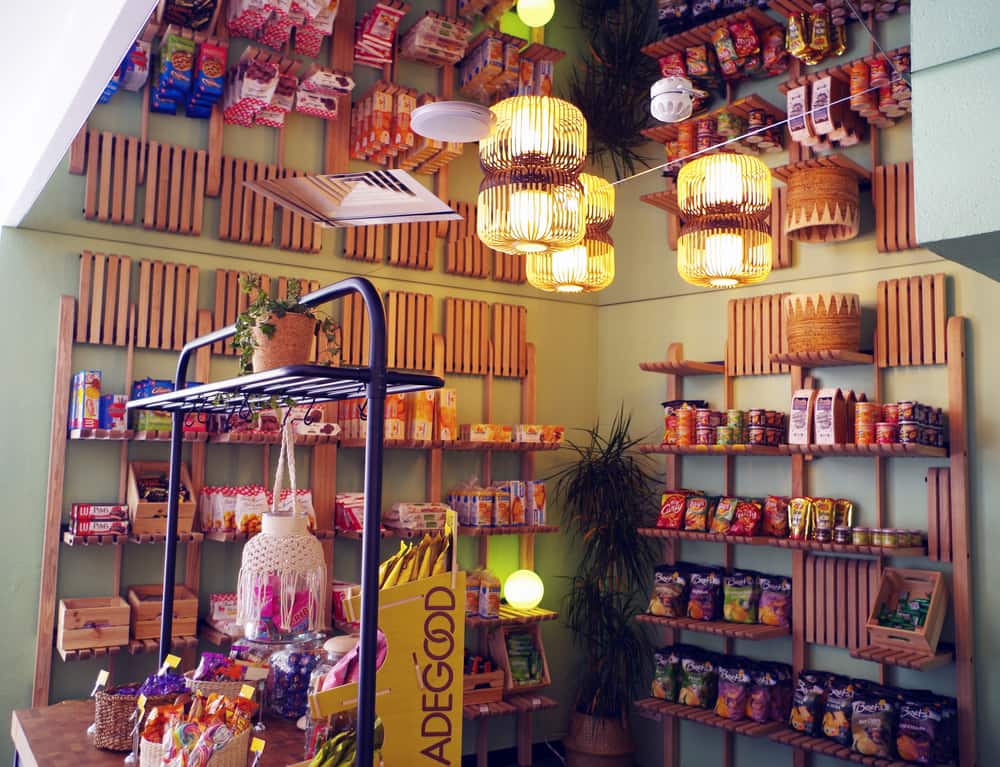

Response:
(140, 725), (250, 767)
(785, 167), (860, 242)
(184, 671), (246, 699)
(785, 293), (861, 353)
(251, 311), (318, 373)
(93, 688), (178, 752)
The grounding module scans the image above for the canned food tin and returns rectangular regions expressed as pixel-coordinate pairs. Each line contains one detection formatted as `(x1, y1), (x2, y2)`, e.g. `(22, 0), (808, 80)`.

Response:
(716, 426), (734, 445)
(727, 409), (744, 430)
(855, 402), (883, 425)
(897, 401), (917, 421)
(678, 122), (697, 155)
(747, 409), (766, 426)
(929, 408), (942, 427)
(855, 424), (875, 445)
(695, 408), (714, 427)
(882, 403), (899, 424)
(697, 117), (716, 137)
(852, 528), (872, 546)
(935, 429), (946, 448)
(881, 529), (899, 548)
(906, 530), (923, 547)
(870, 59), (890, 88)
(834, 526), (852, 545)
(765, 410), (783, 428)
(871, 528), (886, 547)
(814, 528), (833, 543)
(875, 422), (896, 444)
(696, 426), (716, 446)
(748, 425), (767, 445)
(664, 415), (678, 445)
(898, 421), (920, 444)
(765, 427), (783, 446)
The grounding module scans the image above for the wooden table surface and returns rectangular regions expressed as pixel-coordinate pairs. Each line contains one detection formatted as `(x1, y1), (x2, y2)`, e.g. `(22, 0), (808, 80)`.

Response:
(11, 699), (309, 767)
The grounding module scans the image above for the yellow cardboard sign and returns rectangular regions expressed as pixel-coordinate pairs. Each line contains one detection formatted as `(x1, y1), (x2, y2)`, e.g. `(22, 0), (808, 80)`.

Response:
(239, 684), (256, 700)
(310, 571), (466, 767)
(250, 738), (265, 753)
(165, 654), (181, 668)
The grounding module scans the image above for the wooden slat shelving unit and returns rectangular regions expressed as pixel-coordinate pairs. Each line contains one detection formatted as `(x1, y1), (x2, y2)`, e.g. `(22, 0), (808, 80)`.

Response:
(636, 613), (789, 640)
(637, 528), (927, 558)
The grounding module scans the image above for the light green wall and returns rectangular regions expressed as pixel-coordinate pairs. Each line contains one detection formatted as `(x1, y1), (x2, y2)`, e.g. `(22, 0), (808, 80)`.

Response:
(0, 3), (598, 762)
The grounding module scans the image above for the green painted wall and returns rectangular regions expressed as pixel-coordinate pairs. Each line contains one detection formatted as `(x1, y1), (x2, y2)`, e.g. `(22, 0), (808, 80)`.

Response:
(0, 3), (597, 762)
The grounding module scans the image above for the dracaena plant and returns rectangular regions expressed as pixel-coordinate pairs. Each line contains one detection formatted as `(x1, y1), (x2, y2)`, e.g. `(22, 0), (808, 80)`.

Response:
(232, 275), (340, 374)
(551, 407), (659, 720)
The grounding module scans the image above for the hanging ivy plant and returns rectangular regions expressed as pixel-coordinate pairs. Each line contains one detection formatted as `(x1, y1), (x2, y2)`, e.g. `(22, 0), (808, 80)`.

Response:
(568, 0), (660, 179)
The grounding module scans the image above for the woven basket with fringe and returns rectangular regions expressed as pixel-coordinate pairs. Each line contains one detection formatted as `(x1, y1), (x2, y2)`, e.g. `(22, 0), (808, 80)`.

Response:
(93, 688), (178, 752)
(184, 671), (245, 699)
(784, 293), (861, 353)
(785, 167), (860, 243)
(140, 725), (250, 767)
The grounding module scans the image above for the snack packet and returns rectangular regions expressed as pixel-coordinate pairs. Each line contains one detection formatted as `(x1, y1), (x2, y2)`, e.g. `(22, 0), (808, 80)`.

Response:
(834, 499), (853, 528)
(822, 676), (857, 746)
(851, 688), (896, 758)
(811, 497), (836, 539)
(729, 19), (760, 58)
(788, 497), (812, 540)
(684, 494), (712, 532)
(658, 492), (688, 530)
(762, 496), (789, 537)
(649, 564), (689, 618)
(722, 571), (759, 624)
(758, 574), (792, 627)
(790, 670), (827, 735)
(711, 27), (740, 77)
(710, 497), (739, 534)
(678, 650), (717, 709)
(729, 499), (763, 536)
(714, 660), (751, 721)
(746, 664), (775, 723)
(651, 646), (681, 701)
(687, 567), (722, 621)
(897, 695), (940, 765)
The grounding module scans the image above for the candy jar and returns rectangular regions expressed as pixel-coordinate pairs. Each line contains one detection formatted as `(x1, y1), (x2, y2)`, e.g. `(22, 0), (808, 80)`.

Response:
(267, 638), (325, 721)
(304, 636), (359, 758)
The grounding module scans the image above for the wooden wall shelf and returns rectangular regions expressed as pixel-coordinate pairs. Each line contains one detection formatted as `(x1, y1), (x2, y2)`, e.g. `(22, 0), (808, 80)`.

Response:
(638, 360), (724, 377)
(460, 525), (559, 537)
(199, 622), (236, 647)
(637, 528), (927, 558)
(767, 0), (813, 14)
(68, 429), (134, 440)
(463, 694), (557, 721)
(339, 438), (441, 449)
(642, 94), (786, 147)
(770, 727), (914, 767)
(58, 634), (199, 662)
(133, 430), (209, 442)
(635, 698), (784, 738)
(769, 350), (875, 367)
(635, 614), (790, 640)
(779, 46), (911, 94)
(639, 443), (947, 458)
(466, 606), (558, 629)
(771, 154), (873, 185)
(850, 643), (954, 672)
(639, 444), (787, 456)
(204, 530), (335, 542)
(642, 7), (774, 60)
(62, 531), (205, 546)
(443, 441), (562, 452)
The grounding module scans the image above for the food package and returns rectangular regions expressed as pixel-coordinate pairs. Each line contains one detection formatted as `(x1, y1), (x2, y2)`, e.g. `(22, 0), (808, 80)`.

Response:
(790, 670), (827, 735)
(729, 499), (763, 536)
(762, 496), (790, 537)
(722, 571), (759, 624)
(788, 497), (812, 540)
(495, 481), (526, 525)
(526, 481), (546, 525)
(684, 494), (711, 531)
(649, 564), (689, 618)
(436, 389), (458, 441)
(70, 503), (130, 536)
(678, 650), (717, 709)
(234, 485), (267, 535)
(98, 394), (128, 431)
(710, 497), (739, 534)
(851, 688), (897, 758)
(513, 424), (542, 443)
(384, 393), (407, 440)
(823, 676), (857, 746)
(478, 570), (500, 618)
(658, 492), (688, 530)
(715, 660), (751, 721)
(408, 390), (436, 441)
(652, 646), (680, 701)
(465, 571), (482, 616)
(687, 568), (722, 621)
(385, 502), (450, 530)
(758, 574), (792, 627)
(70, 371), (102, 430)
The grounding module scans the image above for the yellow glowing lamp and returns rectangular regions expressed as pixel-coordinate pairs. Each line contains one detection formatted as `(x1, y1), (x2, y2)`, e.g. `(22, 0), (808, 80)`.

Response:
(517, 0), (555, 27)
(677, 216), (772, 288)
(504, 569), (544, 610)
(677, 152), (771, 219)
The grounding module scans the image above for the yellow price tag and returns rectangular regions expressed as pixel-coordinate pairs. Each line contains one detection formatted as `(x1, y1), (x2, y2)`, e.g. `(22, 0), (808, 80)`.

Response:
(164, 654), (181, 668)
(137, 694), (147, 714)
(239, 684), (256, 700)
(250, 738), (265, 753)
(96, 669), (109, 686)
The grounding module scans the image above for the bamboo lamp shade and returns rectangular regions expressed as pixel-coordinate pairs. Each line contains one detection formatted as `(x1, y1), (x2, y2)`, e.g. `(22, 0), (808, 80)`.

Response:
(477, 168), (585, 255)
(677, 152), (772, 218)
(479, 96), (587, 175)
(677, 216), (772, 288)
(579, 173), (615, 229)
(527, 228), (615, 293)
(785, 166), (860, 242)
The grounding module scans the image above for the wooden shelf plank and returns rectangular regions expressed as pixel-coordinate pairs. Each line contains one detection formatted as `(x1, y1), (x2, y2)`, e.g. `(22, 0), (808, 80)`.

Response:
(778, 46), (911, 94)
(767, 0), (813, 14)
(133, 430), (209, 442)
(640, 444), (788, 456)
(442, 440), (562, 452)
(459, 525), (559, 537)
(59, 635), (199, 662)
(634, 698), (784, 738)
(770, 727), (914, 767)
(68, 428), (134, 441)
(640, 443), (947, 459)
(642, 94), (786, 146)
(637, 528), (927, 558)
(466, 606), (558, 629)
(205, 529), (335, 542)
(635, 613), (790, 640)
(62, 530), (205, 546)
(771, 154), (872, 185)
(199, 621), (237, 647)
(850, 643), (954, 672)
(339, 438), (442, 449)
(769, 350), (875, 368)
(642, 7), (774, 60)
(463, 694), (557, 720)
(639, 190), (680, 216)
(638, 360), (725, 376)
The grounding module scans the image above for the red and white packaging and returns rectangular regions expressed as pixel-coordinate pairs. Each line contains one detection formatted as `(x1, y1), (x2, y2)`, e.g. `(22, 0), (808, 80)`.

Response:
(331, 581), (360, 622)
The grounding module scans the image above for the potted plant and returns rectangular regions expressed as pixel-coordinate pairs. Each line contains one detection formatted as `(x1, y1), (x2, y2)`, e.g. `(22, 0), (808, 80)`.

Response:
(552, 408), (658, 767)
(232, 276), (340, 374)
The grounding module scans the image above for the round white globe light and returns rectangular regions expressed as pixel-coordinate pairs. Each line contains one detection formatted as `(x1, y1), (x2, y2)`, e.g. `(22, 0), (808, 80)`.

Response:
(504, 569), (544, 610)
(517, 0), (555, 28)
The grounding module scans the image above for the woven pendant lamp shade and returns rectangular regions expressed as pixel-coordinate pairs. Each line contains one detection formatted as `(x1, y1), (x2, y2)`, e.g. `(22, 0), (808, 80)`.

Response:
(479, 96), (587, 175)
(527, 228), (615, 293)
(477, 168), (585, 255)
(580, 173), (615, 228)
(677, 216), (772, 289)
(785, 167), (860, 242)
(677, 152), (772, 218)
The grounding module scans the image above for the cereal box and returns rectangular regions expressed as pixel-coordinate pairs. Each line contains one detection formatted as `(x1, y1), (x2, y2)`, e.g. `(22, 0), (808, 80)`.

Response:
(70, 371), (102, 430)
(527, 481), (547, 525)
(436, 389), (458, 441)
(408, 390), (436, 441)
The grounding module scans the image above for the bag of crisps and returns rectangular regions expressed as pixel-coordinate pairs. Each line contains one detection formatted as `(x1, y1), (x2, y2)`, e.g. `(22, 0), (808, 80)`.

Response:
(715, 660), (750, 721)
(710, 497), (739, 534)
(678, 649), (717, 709)
(822, 676), (857, 746)
(851, 687), (897, 758)
(758, 573), (792, 627)
(649, 564), (689, 618)
(722, 571), (759, 624)
(651, 646), (681, 701)
(790, 670), (827, 735)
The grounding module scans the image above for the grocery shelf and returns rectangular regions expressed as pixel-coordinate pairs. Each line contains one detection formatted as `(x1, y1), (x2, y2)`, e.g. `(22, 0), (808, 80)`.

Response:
(133, 430), (209, 442)
(850, 643), (954, 672)
(463, 694), (558, 721)
(640, 444), (787, 456)
(62, 530), (205, 546)
(642, 7), (773, 59)
(771, 154), (872, 185)
(442, 440), (562, 452)
(642, 94), (785, 146)
(637, 528), (927, 558)
(459, 525), (559, 537)
(640, 443), (947, 459)
(340, 438), (442, 449)
(634, 698), (783, 737)
(58, 635), (199, 662)
(466, 606), (558, 629)
(635, 613), (789, 640)
(204, 529), (335, 542)
(209, 431), (340, 445)
(67, 428), (133, 440)
(638, 360), (724, 377)
(769, 350), (875, 368)
(770, 727), (913, 767)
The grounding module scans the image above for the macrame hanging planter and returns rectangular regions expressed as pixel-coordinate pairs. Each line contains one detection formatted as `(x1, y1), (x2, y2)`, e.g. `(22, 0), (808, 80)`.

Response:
(238, 416), (327, 642)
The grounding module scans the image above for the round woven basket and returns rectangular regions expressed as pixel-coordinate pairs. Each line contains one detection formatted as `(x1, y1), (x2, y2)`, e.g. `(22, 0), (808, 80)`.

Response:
(784, 293), (861, 353)
(184, 671), (245, 699)
(251, 312), (318, 373)
(140, 726), (250, 767)
(93, 688), (178, 752)
(785, 167), (860, 242)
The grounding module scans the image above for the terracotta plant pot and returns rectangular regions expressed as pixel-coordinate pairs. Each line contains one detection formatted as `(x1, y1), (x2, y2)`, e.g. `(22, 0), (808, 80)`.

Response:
(251, 311), (318, 373)
(563, 712), (635, 767)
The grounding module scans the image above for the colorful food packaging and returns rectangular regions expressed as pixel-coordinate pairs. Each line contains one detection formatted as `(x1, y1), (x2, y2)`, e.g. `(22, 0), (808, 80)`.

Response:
(649, 564), (689, 618)
(811, 497), (837, 540)
(936, 696), (958, 767)
(790, 670), (827, 735)
(70, 371), (102, 430)
(786, 14), (809, 60)
(834, 499), (854, 528)
(722, 571), (759, 623)
(896, 695), (941, 765)
(527, 481), (547, 525)
(711, 26), (740, 77)
(851, 688), (897, 758)
(758, 574), (792, 627)
(809, 11), (832, 60)
(687, 568), (722, 621)
(710, 497), (739, 534)
(747, 664), (777, 723)
(788, 498), (812, 540)
(651, 646), (681, 701)
(729, 499), (763, 536)
(729, 18), (759, 57)
(762, 25), (788, 74)
(478, 570), (501, 618)
(678, 650), (717, 709)
(465, 570), (482, 615)
(658, 492), (689, 530)
(684, 494), (712, 531)
(659, 51), (686, 78)
(715, 660), (751, 721)
(823, 676), (857, 746)
(762, 496), (790, 537)
(435, 388), (458, 441)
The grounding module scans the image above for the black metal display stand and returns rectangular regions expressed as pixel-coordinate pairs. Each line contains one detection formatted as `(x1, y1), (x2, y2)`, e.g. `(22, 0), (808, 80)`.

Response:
(127, 276), (443, 767)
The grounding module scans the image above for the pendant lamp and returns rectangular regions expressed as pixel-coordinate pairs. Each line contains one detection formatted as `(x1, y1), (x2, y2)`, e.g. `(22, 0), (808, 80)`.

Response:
(677, 152), (771, 218)
(479, 95), (587, 175)
(516, 0), (555, 27)
(527, 229), (615, 293)
(677, 216), (772, 289)
(477, 168), (585, 255)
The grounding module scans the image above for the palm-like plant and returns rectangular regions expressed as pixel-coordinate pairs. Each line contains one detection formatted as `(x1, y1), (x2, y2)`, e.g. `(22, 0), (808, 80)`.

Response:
(552, 407), (658, 720)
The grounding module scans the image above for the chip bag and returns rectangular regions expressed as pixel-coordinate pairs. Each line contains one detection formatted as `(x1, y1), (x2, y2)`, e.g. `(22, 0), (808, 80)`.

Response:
(758, 573), (792, 627)
(687, 567), (722, 621)
(714, 660), (751, 721)
(722, 571), (759, 624)
(651, 646), (681, 701)
(649, 564), (689, 618)
(710, 497), (739, 534)
(658, 492), (688, 530)
(822, 676), (857, 746)
(730, 499), (763, 536)
(684, 494), (712, 531)
(762, 495), (789, 537)
(678, 651), (717, 709)
(790, 670), (827, 735)
(851, 688), (896, 758)
(746, 664), (775, 723)
(897, 695), (940, 765)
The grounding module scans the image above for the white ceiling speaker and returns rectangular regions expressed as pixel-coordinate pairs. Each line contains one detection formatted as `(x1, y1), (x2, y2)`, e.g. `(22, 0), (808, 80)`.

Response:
(411, 101), (496, 143)
(650, 76), (706, 124)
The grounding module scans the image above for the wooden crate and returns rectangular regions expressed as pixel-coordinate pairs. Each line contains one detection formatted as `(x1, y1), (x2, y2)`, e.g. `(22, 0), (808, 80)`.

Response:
(57, 597), (130, 652)
(127, 584), (198, 640)
(463, 670), (505, 705)
(488, 623), (551, 694)
(866, 568), (948, 655)
(126, 461), (196, 534)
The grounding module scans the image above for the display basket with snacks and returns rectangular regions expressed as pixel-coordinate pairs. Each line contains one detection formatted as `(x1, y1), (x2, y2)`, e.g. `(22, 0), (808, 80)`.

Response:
(93, 687), (179, 752)
(866, 567), (948, 655)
